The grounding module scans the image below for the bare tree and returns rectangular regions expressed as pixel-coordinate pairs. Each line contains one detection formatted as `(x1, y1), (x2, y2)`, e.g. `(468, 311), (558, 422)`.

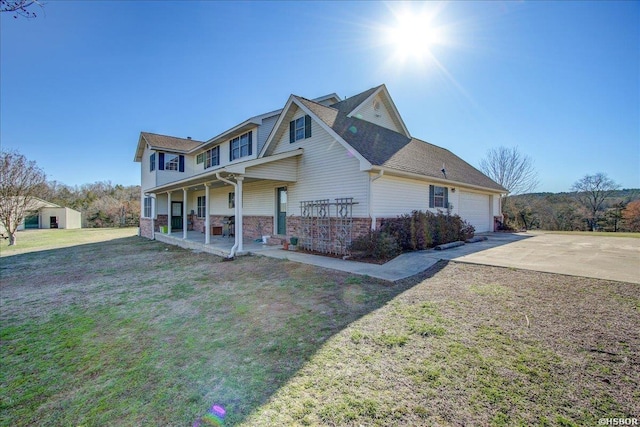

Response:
(0, 0), (43, 18)
(0, 150), (47, 245)
(571, 172), (619, 231)
(479, 146), (539, 195)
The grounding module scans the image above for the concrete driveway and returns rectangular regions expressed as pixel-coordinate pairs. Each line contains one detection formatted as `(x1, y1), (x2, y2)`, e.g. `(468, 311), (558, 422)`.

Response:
(453, 232), (640, 284)
(260, 231), (639, 283)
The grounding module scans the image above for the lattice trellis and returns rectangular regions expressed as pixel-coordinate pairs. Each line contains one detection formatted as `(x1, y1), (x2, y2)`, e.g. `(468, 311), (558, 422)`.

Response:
(298, 198), (356, 255)
(334, 197), (353, 255)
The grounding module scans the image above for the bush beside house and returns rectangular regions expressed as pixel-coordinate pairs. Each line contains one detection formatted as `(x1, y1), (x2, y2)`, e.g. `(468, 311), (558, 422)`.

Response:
(350, 210), (475, 260)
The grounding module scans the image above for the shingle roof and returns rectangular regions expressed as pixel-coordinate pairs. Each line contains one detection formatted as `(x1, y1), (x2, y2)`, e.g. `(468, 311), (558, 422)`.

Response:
(296, 96), (506, 192)
(383, 139), (507, 191)
(141, 132), (203, 152)
(330, 85), (381, 115)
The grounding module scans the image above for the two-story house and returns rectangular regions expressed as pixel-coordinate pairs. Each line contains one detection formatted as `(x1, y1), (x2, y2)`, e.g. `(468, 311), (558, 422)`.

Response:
(134, 84), (506, 256)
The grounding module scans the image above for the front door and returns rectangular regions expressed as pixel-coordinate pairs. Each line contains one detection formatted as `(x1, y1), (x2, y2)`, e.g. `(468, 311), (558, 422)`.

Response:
(49, 216), (58, 229)
(277, 187), (287, 235)
(171, 202), (183, 230)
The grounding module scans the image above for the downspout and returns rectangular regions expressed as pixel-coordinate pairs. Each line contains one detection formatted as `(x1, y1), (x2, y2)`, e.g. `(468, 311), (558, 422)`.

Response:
(368, 170), (384, 230)
(216, 173), (239, 259)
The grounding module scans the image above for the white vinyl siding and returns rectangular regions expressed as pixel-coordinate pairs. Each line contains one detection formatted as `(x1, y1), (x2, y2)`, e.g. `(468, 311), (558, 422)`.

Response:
(243, 156), (298, 182)
(353, 95), (403, 133)
(257, 114), (278, 154)
(371, 175), (430, 217)
(271, 110), (369, 217)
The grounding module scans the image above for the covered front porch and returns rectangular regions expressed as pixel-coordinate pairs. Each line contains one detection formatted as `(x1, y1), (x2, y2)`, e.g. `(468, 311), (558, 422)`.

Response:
(154, 229), (282, 258)
(145, 149), (302, 257)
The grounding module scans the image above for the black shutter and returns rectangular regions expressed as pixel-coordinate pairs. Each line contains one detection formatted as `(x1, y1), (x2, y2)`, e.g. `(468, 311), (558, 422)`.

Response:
(179, 155), (184, 172)
(229, 140), (233, 161)
(304, 115), (312, 138)
(289, 120), (295, 143)
(248, 131), (253, 155)
(159, 153), (165, 171)
(429, 185), (434, 208)
(150, 153), (155, 172)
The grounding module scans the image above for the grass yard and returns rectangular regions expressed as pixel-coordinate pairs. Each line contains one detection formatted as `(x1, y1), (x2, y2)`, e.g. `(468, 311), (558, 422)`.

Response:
(0, 227), (139, 257)
(1, 230), (638, 426)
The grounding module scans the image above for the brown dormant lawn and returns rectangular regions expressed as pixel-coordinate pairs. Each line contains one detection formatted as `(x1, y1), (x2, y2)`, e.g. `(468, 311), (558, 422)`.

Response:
(1, 229), (638, 426)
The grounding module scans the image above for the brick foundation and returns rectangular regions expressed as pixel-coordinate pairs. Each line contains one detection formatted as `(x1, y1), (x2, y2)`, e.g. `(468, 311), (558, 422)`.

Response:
(286, 216), (374, 254)
(140, 217), (153, 239)
(243, 215), (274, 240)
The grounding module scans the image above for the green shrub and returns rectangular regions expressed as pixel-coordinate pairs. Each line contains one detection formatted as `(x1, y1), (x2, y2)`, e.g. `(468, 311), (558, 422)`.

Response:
(349, 230), (401, 260)
(381, 210), (475, 250)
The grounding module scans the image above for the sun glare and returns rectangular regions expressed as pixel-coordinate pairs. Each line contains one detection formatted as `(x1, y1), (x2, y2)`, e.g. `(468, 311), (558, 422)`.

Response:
(388, 13), (445, 61)
(380, 4), (449, 67)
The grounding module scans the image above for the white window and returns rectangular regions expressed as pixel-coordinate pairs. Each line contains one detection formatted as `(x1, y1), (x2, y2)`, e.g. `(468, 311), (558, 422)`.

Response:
(289, 115), (311, 143)
(230, 131), (252, 161)
(205, 146), (220, 169)
(144, 197), (152, 218)
(197, 196), (206, 218)
(164, 154), (179, 171)
(429, 185), (448, 209)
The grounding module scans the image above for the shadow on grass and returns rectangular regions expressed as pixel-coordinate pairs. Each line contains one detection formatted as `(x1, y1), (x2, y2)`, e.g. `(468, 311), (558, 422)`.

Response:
(0, 236), (446, 426)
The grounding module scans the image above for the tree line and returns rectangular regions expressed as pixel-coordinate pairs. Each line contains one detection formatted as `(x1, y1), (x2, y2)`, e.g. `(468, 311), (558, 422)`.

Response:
(479, 147), (639, 233)
(503, 189), (640, 232)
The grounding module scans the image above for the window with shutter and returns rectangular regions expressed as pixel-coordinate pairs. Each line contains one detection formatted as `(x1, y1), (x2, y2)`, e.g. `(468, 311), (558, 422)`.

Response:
(290, 115), (311, 143)
(429, 185), (448, 208)
(229, 131), (253, 161)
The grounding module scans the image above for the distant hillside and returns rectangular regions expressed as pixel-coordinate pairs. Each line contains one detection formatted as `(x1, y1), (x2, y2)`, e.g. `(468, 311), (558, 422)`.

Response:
(515, 189), (640, 201)
(503, 189), (640, 232)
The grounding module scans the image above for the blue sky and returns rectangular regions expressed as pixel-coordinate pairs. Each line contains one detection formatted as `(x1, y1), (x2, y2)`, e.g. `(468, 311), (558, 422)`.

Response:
(1, 1), (638, 193)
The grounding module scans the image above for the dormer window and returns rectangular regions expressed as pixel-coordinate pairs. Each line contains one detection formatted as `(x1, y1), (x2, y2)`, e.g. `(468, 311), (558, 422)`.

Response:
(289, 115), (311, 143)
(157, 153), (185, 172)
(164, 154), (180, 171)
(229, 131), (252, 161)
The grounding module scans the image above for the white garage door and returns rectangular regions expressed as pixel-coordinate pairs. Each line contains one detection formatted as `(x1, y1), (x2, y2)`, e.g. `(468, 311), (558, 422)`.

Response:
(459, 192), (491, 233)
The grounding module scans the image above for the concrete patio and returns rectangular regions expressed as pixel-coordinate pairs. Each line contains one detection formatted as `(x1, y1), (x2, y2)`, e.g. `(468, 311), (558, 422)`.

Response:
(153, 229), (279, 257)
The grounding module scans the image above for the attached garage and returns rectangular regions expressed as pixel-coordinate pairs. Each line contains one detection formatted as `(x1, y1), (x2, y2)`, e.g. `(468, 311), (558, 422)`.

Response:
(459, 191), (492, 233)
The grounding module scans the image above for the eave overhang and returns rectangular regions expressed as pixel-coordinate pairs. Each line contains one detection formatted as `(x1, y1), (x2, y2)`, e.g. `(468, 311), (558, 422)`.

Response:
(369, 165), (507, 195)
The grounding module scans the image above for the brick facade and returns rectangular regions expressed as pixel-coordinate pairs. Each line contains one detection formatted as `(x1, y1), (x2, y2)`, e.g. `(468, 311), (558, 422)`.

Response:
(140, 214), (379, 247)
(139, 217), (153, 239)
(285, 215), (376, 254)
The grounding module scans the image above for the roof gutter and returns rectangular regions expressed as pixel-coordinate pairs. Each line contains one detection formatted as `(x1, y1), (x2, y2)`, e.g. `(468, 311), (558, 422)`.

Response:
(370, 166), (507, 195)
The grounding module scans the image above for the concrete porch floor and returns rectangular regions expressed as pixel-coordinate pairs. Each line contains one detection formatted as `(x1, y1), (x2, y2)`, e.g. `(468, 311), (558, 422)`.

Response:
(153, 230), (281, 257)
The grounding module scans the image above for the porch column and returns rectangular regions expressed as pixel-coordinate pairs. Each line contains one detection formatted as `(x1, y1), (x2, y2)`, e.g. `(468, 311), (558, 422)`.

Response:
(204, 183), (211, 245)
(182, 188), (188, 240)
(151, 194), (156, 240)
(236, 176), (244, 253)
(167, 192), (172, 234)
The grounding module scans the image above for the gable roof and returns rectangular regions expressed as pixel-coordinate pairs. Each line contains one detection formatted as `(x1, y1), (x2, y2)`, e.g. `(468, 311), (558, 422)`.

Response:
(288, 96), (506, 192)
(331, 86), (381, 115)
(331, 84), (410, 137)
(134, 132), (204, 162)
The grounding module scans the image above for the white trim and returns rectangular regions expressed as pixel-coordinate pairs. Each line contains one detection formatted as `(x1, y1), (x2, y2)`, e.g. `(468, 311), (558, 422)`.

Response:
(371, 166), (506, 195)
